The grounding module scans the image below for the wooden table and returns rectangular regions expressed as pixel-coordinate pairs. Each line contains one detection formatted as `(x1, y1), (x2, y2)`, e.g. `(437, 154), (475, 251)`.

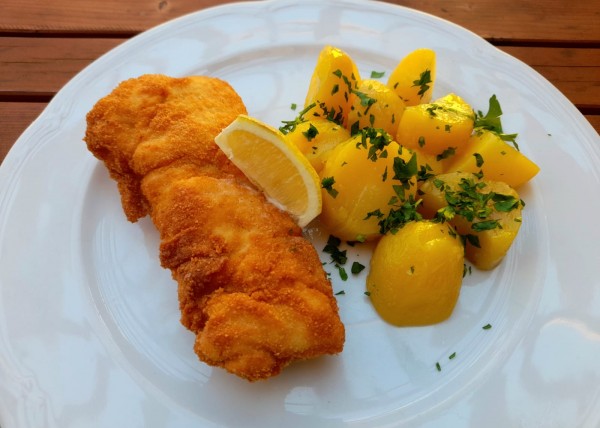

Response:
(1, 0), (599, 165)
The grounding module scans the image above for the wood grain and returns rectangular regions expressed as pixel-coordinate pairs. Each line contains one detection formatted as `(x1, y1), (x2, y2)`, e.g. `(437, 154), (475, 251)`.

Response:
(500, 46), (600, 109)
(2, 38), (598, 112)
(0, 102), (46, 164)
(0, 37), (123, 97)
(1, 0), (599, 44)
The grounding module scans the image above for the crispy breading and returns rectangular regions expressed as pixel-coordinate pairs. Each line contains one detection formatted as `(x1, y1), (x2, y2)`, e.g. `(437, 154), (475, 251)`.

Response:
(85, 74), (248, 221)
(84, 74), (345, 381)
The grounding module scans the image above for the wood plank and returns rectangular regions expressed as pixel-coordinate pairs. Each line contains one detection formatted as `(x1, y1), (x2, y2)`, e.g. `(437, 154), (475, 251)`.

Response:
(500, 46), (600, 109)
(0, 37), (124, 96)
(587, 115), (600, 136)
(0, 102), (46, 165)
(2, 38), (598, 112)
(0, 0), (598, 44)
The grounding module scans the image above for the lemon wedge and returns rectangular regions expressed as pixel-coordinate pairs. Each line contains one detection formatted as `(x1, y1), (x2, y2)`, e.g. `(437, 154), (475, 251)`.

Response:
(215, 114), (322, 227)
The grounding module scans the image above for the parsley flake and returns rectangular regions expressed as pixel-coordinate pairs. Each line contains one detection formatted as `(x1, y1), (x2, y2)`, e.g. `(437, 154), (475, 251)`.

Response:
(279, 102), (316, 134)
(323, 235), (347, 265)
(474, 94), (519, 150)
(436, 147), (457, 161)
(321, 176), (339, 198)
(303, 123), (319, 141)
(473, 152), (484, 168)
(412, 69), (432, 99)
(351, 261), (366, 274)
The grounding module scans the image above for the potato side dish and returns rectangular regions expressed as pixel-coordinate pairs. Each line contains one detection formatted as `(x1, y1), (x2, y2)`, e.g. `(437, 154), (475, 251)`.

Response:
(280, 46), (539, 326)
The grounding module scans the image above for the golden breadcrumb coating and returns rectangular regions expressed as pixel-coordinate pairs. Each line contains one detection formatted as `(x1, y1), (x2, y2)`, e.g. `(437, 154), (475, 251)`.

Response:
(84, 74), (345, 381)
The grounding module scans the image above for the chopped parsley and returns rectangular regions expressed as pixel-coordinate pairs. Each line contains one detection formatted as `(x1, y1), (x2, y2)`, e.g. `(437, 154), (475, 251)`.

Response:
(321, 176), (338, 198)
(354, 127), (393, 161)
(279, 102), (316, 134)
(351, 261), (366, 274)
(436, 146), (457, 161)
(302, 123), (319, 141)
(323, 235), (347, 265)
(473, 152), (484, 168)
(352, 89), (377, 114)
(412, 69), (432, 99)
(432, 175), (522, 241)
(322, 235), (349, 281)
(370, 70), (386, 79)
(474, 94), (519, 150)
(377, 195), (423, 235)
(482, 323), (492, 330)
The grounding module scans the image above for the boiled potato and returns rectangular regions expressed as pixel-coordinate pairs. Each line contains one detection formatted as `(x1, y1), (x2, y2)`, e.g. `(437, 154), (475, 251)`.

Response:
(411, 146), (445, 179)
(366, 220), (464, 326)
(419, 172), (523, 270)
(395, 93), (475, 169)
(320, 133), (417, 241)
(448, 129), (540, 188)
(286, 118), (351, 173)
(347, 79), (406, 137)
(304, 45), (360, 127)
(387, 48), (436, 106)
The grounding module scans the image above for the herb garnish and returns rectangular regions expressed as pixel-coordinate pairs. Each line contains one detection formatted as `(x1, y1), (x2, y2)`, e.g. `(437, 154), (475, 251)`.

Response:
(473, 153), (484, 168)
(412, 69), (432, 99)
(436, 147), (457, 161)
(323, 235), (347, 265)
(433, 175), (522, 241)
(279, 102), (316, 134)
(474, 94), (519, 150)
(352, 89), (377, 115)
(354, 127), (393, 161)
(351, 261), (366, 274)
(302, 123), (319, 141)
(323, 235), (349, 281)
(321, 176), (338, 198)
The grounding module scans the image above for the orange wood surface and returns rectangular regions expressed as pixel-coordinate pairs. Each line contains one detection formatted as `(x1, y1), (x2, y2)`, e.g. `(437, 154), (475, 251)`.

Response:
(1, 0), (599, 163)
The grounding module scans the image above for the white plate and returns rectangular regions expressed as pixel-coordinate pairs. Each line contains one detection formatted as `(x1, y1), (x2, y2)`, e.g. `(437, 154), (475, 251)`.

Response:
(1, 0), (599, 426)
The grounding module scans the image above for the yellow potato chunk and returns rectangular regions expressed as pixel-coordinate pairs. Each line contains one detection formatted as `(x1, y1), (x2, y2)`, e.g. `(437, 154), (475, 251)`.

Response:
(347, 79), (406, 137)
(411, 146), (445, 179)
(286, 118), (351, 173)
(395, 93), (475, 169)
(366, 220), (464, 326)
(448, 129), (540, 188)
(304, 45), (360, 127)
(387, 48), (436, 106)
(419, 172), (523, 270)
(319, 133), (417, 242)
